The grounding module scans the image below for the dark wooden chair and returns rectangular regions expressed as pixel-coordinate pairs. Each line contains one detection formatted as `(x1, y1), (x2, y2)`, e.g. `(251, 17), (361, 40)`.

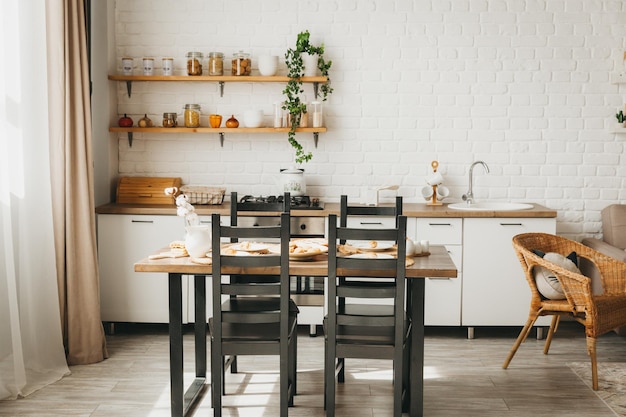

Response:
(209, 212), (296, 417)
(335, 194), (404, 375)
(226, 192), (299, 379)
(324, 213), (409, 417)
(339, 194), (403, 230)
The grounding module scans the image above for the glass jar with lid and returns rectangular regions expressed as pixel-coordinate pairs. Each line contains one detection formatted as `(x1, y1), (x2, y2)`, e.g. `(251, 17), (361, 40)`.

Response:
(162, 112), (178, 128)
(186, 52), (203, 76)
(311, 101), (323, 127)
(207, 52), (224, 76)
(183, 104), (201, 128)
(231, 51), (251, 76)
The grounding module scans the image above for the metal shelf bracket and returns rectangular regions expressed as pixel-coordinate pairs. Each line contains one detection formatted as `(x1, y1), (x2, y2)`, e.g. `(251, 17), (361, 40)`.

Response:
(127, 132), (133, 147)
(219, 132), (225, 147)
(314, 132), (319, 148)
(219, 82), (225, 97)
(126, 81), (132, 98)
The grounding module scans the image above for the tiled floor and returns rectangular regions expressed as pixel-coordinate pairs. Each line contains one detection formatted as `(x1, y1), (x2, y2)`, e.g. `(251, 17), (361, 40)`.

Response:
(1, 322), (624, 416)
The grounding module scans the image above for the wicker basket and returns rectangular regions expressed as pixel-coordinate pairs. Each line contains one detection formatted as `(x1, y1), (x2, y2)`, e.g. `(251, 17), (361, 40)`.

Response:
(179, 185), (226, 205)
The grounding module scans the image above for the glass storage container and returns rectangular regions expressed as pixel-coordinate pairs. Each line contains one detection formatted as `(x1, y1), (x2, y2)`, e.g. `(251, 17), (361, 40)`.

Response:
(186, 51), (203, 76)
(208, 52), (224, 76)
(162, 112), (177, 128)
(311, 101), (323, 127)
(183, 104), (201, 128)
(231, 51), (251, 76)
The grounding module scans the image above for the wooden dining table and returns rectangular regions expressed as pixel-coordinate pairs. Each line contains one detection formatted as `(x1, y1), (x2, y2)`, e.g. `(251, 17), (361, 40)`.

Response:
(134, 244), (457, 417)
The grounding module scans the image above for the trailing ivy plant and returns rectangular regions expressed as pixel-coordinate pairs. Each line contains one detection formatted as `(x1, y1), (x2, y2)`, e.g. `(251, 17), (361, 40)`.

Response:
(283, 30), (333, 164)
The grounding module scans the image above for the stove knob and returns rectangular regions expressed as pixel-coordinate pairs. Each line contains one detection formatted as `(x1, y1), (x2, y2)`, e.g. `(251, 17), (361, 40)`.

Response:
(300, 224), (307, 231)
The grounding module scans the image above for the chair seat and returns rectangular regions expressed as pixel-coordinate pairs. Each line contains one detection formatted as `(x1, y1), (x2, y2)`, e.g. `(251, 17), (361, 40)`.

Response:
(324, 317), (410, 345)
(210, 314), (297, 341)
(338, 303), (395, 317)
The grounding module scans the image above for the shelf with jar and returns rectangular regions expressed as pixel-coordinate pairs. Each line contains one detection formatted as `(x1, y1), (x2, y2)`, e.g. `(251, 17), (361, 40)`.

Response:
(109, 126), (327, 148)
(108, 74), (329, 98)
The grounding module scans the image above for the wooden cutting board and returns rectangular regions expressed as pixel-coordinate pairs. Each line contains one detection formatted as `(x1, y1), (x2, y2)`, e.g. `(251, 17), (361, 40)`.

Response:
(116, 176), (181, 205)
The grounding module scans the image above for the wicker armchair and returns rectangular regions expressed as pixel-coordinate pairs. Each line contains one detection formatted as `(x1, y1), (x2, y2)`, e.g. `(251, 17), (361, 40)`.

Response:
(503, 233), (626, 390)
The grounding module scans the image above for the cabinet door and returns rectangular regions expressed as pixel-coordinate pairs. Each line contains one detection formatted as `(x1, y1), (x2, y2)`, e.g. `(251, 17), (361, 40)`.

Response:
(462, 218), (556, 326)
(417, 218), (463, 325)
(97, 214), (185, 323)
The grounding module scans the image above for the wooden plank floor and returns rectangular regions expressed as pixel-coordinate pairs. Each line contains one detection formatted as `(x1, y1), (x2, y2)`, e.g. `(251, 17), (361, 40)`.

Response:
(1, 322), (624, 416)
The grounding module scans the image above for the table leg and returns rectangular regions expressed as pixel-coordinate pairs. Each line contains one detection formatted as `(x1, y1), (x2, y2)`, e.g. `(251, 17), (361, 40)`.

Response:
(168, 273), (207, 417)
(409, 278), (425, 417)
(168, 273), (184, 417)
(194, 275), (207, 379)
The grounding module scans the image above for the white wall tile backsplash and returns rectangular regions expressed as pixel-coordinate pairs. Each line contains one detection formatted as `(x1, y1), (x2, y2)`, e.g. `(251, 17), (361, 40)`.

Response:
(108, 0), (626, 240)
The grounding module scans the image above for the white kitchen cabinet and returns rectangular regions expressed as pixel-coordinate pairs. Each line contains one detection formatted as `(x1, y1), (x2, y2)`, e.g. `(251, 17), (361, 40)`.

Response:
(462, 218), (556, 329)
(417, 218), (463, 326)
(97, 214), (186, 323)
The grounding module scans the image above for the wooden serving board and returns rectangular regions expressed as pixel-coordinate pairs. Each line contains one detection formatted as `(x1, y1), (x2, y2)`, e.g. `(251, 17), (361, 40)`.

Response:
(116, 176), (181, 205)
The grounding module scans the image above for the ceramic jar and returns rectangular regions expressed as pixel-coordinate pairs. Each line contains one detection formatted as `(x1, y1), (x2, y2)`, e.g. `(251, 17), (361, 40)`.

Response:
(279, 167), (306, 196)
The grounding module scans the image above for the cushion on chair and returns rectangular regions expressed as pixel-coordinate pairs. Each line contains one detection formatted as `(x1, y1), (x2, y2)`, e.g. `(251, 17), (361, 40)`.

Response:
(532, 250), (581, 300)
(601, 205), (626, 250)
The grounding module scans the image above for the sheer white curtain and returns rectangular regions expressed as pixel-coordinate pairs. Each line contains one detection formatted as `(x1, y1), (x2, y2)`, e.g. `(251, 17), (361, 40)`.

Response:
(0, 0), (70, 400)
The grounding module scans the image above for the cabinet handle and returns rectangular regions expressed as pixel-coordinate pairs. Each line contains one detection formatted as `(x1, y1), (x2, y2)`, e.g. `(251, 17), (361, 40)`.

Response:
(499, 223), (523, 226)
(200, 220), (211, 224)
(131, 220), (154, 224)
(428, 223), (452, 226)
(360, 222), (383, 225)
(427, 277), (451, 280)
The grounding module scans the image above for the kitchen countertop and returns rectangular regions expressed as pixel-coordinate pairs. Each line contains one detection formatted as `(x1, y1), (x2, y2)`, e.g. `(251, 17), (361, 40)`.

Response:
(96, 202), (557, 218)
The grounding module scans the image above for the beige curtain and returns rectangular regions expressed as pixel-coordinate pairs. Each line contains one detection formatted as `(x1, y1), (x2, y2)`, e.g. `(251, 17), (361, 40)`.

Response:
(47, 0), (107, 365)
(0, 0), (70, 399)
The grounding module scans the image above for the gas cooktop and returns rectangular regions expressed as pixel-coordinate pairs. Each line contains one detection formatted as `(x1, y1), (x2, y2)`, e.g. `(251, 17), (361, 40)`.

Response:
(238, 195), (323, 210)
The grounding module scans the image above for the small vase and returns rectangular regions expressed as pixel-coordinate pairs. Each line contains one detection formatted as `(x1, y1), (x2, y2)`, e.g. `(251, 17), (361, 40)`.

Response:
(185, 225), (211, 258)
(302, 53), (318, 77)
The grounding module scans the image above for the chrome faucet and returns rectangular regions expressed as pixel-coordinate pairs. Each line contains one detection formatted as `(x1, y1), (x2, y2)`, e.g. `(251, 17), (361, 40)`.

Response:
(462, 161), (490, 204)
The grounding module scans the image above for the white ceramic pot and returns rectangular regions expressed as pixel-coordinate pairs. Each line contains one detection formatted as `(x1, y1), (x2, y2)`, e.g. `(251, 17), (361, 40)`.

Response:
(258, 55), (278, 76)
(302, 53), (318, 77)
(243, 110), (264, 128)
(279, 167), (306, 196)
(185, 225), (211, 258)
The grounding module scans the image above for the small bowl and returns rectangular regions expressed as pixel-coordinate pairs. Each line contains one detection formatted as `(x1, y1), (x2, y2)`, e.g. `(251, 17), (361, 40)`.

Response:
(209, 114), (222, 128)
(243, 110), (264, 128)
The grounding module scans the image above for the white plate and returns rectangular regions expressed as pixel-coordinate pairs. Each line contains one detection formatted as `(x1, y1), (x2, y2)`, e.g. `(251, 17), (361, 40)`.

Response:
(221, 249), (250, 256)
(351, 241), (394, 252)
(229, 242), (269, 252)
(289, 249), (323, 261)
(291, 238), (329, 253)
(348, 253), (394, 259)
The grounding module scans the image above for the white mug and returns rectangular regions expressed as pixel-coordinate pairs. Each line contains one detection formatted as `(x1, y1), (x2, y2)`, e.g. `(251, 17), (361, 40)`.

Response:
(421, 185), (434, 201)
(436, 185), (450, 201)
(420, 240), (430, 253)
(427, 171), (444, 186)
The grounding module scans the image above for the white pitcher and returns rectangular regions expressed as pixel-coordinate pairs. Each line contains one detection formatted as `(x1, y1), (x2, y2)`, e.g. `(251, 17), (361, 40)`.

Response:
(185, 225), (211, 258)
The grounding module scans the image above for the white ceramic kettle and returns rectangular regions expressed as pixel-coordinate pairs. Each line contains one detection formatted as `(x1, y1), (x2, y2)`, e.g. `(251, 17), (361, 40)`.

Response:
(279, 167), (306, 196)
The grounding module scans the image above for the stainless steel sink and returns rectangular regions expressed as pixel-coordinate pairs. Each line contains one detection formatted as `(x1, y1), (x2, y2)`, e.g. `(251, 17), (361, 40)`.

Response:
(447, 202), (534, 211)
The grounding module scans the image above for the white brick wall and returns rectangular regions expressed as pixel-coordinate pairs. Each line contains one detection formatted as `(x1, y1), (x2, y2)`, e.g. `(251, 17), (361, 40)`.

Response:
(108, 0), (626, 240)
